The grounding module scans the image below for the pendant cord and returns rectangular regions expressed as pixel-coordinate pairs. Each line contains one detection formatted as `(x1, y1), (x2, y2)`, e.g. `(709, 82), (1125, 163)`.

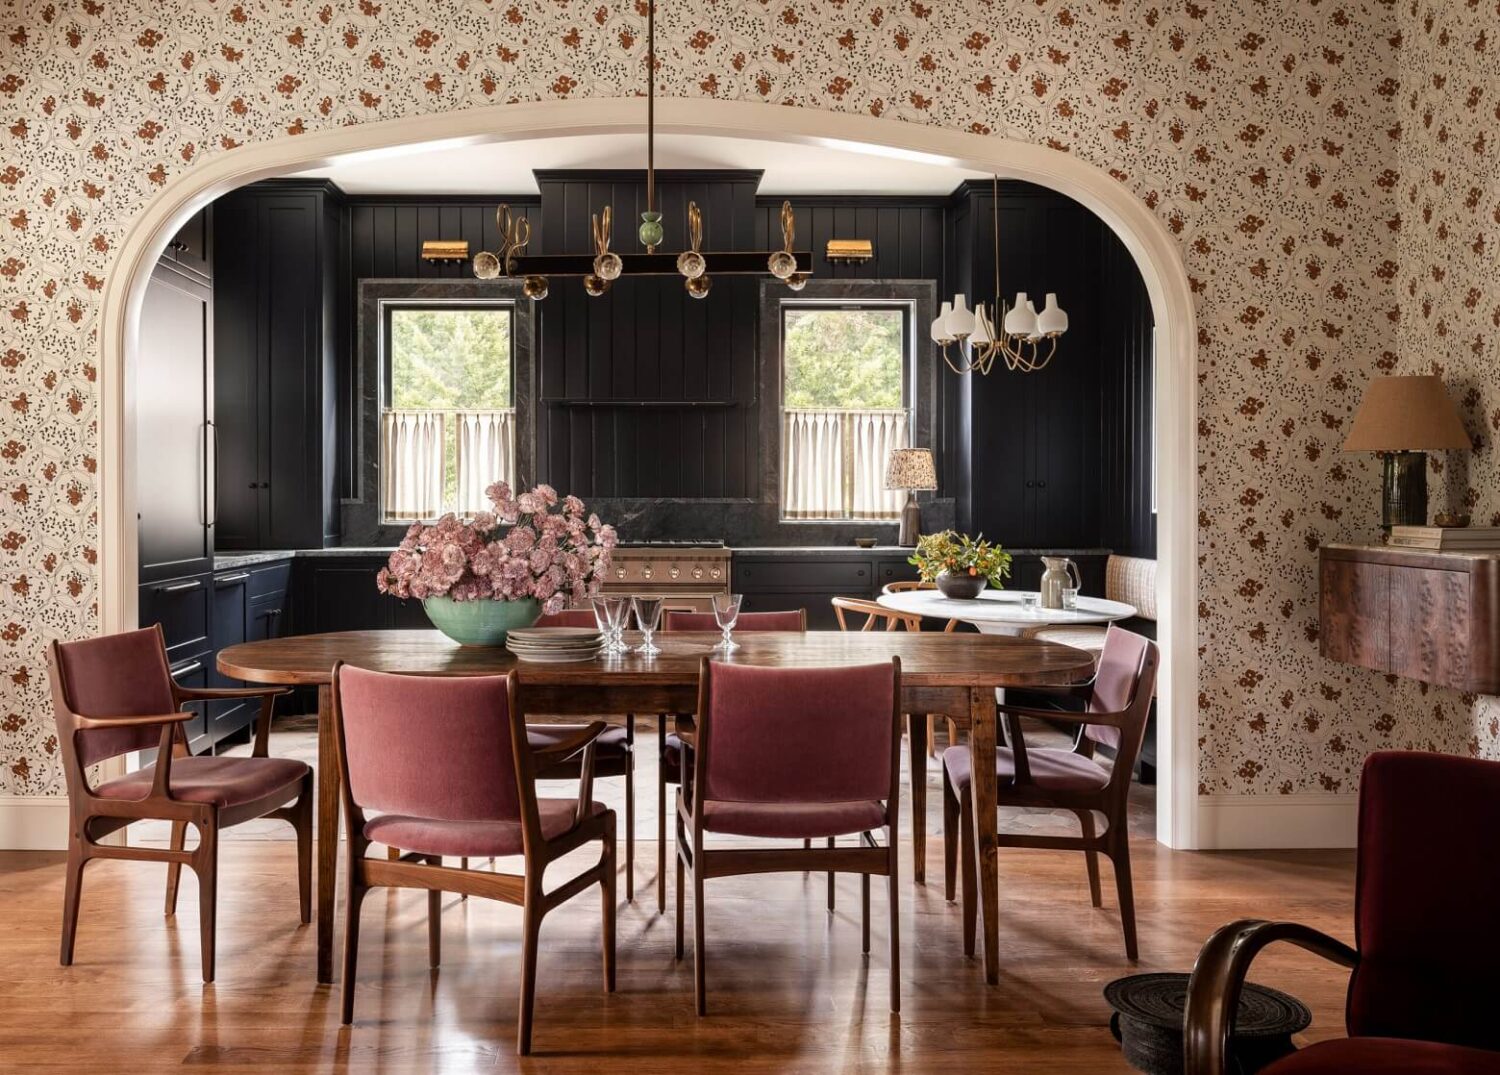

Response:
(646, 1), (655, 218)
(992, 174), (1001, 317)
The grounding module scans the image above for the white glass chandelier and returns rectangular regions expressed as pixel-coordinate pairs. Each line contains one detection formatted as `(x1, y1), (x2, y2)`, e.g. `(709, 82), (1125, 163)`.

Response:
(933, 176), (1068, 374)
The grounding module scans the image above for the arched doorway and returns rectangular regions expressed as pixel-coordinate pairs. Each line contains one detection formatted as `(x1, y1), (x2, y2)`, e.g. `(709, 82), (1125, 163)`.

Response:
(98, 96), (1200, 848)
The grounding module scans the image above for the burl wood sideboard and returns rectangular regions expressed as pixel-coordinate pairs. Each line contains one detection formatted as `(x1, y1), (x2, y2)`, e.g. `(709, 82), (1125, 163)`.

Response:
(1319, 543), (1500, 693)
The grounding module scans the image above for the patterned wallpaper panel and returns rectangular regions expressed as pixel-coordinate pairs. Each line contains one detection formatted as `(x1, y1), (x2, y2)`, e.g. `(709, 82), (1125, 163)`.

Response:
(0, 0), (1493, 798)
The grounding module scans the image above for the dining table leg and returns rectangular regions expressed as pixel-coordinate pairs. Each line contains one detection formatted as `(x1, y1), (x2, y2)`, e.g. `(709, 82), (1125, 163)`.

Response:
(967, 686), (1001, 984)
(316, 684), (339, 985)
(907, 713), (927, 885)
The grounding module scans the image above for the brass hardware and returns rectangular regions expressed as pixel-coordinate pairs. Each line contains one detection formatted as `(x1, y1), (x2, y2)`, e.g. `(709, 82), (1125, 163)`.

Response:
(826, 239), (874, 264)
(421, 240), (470, 263)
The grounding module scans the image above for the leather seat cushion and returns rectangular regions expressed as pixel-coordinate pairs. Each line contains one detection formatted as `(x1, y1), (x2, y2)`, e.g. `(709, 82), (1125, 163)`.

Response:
(93, 755), (308, 809)
(365, 799), (608, 857)
(1262, 1038), (1500, 1074)
(943, 745), (1110, 794)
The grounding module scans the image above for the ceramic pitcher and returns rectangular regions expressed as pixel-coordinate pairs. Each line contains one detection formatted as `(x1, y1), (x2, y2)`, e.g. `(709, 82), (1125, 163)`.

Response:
(1039, 556), (1082, 610)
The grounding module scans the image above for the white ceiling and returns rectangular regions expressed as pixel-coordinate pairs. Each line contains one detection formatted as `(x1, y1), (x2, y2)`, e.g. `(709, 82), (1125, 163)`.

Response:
(292, 132), (990, 197)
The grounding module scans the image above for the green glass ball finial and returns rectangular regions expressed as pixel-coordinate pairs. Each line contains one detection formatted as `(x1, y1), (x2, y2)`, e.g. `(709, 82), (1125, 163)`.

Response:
(638, 210), (664, 250)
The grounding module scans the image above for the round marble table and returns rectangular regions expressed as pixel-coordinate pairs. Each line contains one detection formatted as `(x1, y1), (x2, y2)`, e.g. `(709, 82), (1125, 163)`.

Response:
(876, 588), (1137, 636)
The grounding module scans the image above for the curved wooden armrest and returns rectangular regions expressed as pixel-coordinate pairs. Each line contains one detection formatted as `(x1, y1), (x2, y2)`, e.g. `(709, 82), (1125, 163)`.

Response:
(531, 720), (608, 762)
(74, 711), (192, 731)
(174, 685), (290, 702)
(673, 714), (697, 749)
(1184, 919), (1359, 1075)
(996, 701), (1130, 729)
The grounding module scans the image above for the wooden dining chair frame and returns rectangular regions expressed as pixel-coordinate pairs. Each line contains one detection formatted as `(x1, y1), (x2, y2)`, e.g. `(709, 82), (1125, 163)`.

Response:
(945, 633), (1159, 959)
(46, 624), (311, 983)
(655, 608), (808, 914)
(675, 655), (904, 1016)
(331, 663), (617, 1056)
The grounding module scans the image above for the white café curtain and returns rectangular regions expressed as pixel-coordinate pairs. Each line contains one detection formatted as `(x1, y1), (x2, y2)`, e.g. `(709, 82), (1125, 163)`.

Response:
(850, 410), (909, 519)
(455, 410), (516, 515)
(381, 410), (445, 520)
(783, 409), (907, 520)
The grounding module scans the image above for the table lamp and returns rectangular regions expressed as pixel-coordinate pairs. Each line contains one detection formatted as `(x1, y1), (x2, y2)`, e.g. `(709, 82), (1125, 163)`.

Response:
(1343, 375), (1470, 529)
(885, 447), (938, 547)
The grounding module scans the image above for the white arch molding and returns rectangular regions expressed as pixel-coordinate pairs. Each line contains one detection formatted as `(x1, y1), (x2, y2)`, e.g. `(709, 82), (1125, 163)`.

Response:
(98, 97), (1201, 849)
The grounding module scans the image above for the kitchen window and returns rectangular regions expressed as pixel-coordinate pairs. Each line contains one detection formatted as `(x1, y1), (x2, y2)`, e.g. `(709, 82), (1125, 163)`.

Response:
(380, 302), (516, 522)
(780, 303), (911, 521)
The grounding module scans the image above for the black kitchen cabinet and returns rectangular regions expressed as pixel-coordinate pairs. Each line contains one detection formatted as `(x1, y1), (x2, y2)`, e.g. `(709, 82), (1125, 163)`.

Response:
(164, 206), (212, 281)
(294, 556), (426, 635)
(137, 262), (214, 583)
(214, 180), (344, 550)
(208, 570), (250, 739)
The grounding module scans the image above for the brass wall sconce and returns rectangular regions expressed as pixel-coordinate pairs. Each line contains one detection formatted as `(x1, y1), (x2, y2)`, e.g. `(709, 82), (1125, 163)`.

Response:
(420, 240), (470, 263)
(826, 239), (874, 265)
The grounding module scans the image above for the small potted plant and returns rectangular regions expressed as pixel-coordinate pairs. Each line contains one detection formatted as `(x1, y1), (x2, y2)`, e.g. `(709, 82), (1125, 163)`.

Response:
(909, 530), (1012, 599)
(376, 482), (618, 646)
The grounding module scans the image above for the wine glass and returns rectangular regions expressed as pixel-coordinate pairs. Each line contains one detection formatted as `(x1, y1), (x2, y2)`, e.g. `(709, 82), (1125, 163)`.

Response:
(712, 593), (743, 651)
(591, 595), (627, 654)
(632, 595), (664, 657)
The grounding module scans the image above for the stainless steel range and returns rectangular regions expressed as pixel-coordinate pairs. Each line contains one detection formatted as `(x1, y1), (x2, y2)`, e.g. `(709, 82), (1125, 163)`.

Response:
(603, 541), (732, 614)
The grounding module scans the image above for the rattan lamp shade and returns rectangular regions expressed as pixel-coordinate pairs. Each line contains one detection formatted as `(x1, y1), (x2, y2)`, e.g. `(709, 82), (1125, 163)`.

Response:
(884, 448), (938, 491)
(1343, 376), (1471, 452)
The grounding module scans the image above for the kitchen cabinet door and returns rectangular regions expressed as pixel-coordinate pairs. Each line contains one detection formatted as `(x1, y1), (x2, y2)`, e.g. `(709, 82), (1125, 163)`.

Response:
(208, 571), (250, 742)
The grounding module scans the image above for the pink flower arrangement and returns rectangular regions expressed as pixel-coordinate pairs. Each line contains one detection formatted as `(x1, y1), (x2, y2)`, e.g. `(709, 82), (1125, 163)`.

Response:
(375, 483), (618, 615)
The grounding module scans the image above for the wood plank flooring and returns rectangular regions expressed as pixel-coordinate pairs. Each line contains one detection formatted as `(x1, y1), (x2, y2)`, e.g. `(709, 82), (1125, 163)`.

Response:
(0, 825), (1356, 1072)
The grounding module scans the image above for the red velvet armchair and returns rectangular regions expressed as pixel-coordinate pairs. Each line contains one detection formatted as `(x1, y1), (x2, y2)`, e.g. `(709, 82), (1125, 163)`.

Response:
(46, 625), (312, 983)
(1184, 751), (1500, 1074)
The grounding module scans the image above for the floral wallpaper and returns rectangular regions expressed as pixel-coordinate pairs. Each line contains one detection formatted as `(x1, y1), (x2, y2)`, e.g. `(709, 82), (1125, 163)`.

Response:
(0, 0), (1493, 800)
(1389, 0), (1500, 762)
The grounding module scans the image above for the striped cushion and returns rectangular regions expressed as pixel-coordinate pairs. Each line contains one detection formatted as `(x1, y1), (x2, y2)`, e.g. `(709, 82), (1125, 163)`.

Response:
(1027, 625), (1108, 656)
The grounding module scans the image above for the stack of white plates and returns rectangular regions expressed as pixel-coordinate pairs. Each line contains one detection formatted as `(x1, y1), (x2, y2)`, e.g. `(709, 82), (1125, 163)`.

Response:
(505, 626), (606, 663)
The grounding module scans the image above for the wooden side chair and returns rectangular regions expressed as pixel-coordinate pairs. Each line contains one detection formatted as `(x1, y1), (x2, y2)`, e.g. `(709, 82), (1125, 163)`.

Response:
(675, 657), (903, 1015)
(656, 608), (806, 914)
(527, 608), (638, 901)
(833, 594), (946, 886)
(332, 663), (615, 1056)
(45, 624), (311, 983)
(943, 625), (1158, 959)
(1185, 752), (1500, 1074)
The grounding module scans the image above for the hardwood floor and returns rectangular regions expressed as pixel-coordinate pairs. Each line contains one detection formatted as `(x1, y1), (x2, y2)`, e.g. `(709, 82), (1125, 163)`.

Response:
(0, 806), (1356, 1072)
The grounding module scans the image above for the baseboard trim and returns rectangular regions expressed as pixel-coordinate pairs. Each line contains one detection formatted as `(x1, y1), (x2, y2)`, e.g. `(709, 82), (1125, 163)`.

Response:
(1196, 793), (1358, 850)
(0, 796), (71, 851)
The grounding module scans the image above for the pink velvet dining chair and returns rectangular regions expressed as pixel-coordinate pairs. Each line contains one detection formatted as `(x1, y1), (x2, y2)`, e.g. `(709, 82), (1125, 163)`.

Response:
(675, 657), (903, 1015)
(657, 608), (807, 913)
(524, 608), (640, 900)
(942, 624), (1158, 960)
(331, 663), (615, 1057)
(45, 625), (312, 983)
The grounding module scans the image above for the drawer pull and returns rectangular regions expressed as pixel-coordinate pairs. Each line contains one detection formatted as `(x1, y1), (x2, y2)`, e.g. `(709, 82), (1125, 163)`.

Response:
(171, 660), (203, 678)
(156, 580), (204, 595)
(215, 573), (250, 586)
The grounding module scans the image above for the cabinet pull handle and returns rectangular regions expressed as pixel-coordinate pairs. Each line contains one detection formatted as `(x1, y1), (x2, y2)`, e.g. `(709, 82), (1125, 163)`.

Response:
(215, 573), (250, 586)
(156, 579), (204, 594)
(171, 660), (203, 678)
(207, 420), (219, 528)
(169, 240), (189, 254)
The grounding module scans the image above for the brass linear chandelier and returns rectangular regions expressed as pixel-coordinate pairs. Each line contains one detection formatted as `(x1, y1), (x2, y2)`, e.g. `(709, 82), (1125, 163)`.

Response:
(933, 175), (1069, 374)
(471, 1), (812, 299)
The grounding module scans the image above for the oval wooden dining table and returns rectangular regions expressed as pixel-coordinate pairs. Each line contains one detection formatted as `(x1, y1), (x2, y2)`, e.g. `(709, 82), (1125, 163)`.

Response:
(218, 628), (1096, 988)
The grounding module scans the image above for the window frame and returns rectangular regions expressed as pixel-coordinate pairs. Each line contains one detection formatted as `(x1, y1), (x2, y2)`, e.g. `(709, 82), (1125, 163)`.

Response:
(777, 298), (916, 523)
(376, 297), (518, 524)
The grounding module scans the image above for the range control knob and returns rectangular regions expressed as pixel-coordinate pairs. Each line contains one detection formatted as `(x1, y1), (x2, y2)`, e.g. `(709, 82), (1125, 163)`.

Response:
(710, 567), (722, 580)
(692, 566), (704, 580)
(616, 567), (626, 580)
(642, 567), (653, 580)
(669, 567), (680, 580)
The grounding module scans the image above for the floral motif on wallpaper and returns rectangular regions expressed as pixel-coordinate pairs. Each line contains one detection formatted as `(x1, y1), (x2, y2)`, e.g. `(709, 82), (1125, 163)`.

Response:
(0, 0), (1495, 798)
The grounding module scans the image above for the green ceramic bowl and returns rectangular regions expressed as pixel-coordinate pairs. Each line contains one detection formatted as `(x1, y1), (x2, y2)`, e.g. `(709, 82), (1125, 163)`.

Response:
(422, 596), (540, 647)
